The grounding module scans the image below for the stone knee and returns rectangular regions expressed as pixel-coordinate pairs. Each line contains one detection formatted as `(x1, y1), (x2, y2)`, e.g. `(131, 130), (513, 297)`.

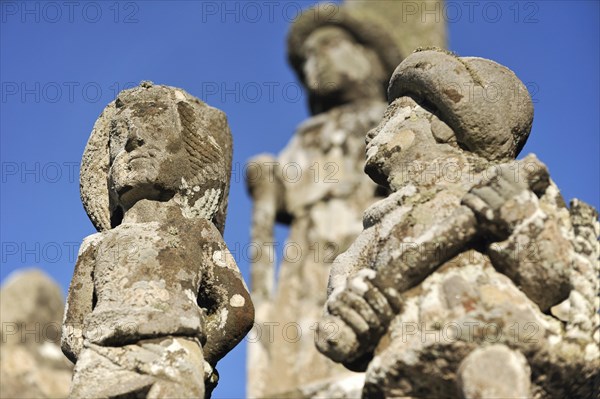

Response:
(457, 344), (531, 399)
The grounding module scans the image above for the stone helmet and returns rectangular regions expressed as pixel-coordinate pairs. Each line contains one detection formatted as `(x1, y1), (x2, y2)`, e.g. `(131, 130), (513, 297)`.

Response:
(388, 49), (534, 161)
(287, 1), (447, 89)
(80, 82), (232, 234)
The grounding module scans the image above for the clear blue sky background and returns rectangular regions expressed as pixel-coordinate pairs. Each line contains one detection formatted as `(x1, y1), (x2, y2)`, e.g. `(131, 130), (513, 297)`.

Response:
(1, 1), (598, 398)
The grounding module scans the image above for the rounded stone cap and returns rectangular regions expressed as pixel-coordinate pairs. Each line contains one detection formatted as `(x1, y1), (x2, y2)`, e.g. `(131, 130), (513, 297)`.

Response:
(388, 49), (534, 161)
(287, 3), (403, 85)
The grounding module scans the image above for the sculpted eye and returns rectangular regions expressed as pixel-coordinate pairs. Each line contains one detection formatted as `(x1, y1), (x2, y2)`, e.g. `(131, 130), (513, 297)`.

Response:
(108, 119), (129, 161)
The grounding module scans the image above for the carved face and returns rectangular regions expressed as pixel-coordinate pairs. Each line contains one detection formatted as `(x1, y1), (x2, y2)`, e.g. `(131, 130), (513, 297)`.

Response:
(364, 97), (460, 188)
(108, 101), (186, 210)
(302, 26), (383, 98)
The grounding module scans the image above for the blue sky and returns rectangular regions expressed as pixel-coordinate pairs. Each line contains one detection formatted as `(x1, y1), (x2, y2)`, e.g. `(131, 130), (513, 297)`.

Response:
(1, 1), (598, 398)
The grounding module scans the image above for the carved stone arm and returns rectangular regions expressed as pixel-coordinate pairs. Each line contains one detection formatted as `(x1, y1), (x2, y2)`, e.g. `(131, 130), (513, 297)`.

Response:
(245, 154), (285, 305)
(318, 155), (552, 366)
(61, 234), (100, 363)
(198, 228), (254, 368)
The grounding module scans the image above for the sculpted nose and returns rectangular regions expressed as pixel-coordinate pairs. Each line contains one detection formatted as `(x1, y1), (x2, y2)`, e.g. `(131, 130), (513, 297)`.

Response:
(365, 127), (377, 144)
(125, 130), (145, 152)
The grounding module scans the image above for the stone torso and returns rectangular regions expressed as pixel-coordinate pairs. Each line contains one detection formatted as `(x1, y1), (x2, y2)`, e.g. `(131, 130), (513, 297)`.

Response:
(84, 218), (211, 346)
(279, 100), (386, 222)
(328, 173), (598, 398)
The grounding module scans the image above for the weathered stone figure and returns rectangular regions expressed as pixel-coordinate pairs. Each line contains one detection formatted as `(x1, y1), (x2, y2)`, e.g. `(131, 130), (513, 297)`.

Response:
(62, 82), (254, 398)
(317, 49), (599, 398)
(246, 2), (448, 396)
(1, 269), (73, 399)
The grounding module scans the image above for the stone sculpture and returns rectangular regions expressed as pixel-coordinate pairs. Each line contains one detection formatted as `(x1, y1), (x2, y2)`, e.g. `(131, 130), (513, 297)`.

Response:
(61, 82), (254, 398)
(246, 2), (446, 397)
(0, 269), (73, 399)
(317, 49), (599, 398)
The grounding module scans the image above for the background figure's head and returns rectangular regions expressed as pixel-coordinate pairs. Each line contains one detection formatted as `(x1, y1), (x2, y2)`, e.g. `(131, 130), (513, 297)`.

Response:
(287, 1), (447, 115)
(300, 25), (387, 113)
(80, 82), (232, 234)
(287, 4), (402, 114)
(365, 49), (534, 189)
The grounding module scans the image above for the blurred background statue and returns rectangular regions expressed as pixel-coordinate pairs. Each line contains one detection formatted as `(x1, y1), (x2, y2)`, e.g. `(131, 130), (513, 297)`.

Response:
(0, 268), (73, 399)
(246, 2), (446, 397)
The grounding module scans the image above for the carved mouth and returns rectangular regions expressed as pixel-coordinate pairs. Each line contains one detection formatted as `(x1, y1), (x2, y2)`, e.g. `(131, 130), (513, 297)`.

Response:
(128, 149), (157, 162)
(128, 153), (156, 164)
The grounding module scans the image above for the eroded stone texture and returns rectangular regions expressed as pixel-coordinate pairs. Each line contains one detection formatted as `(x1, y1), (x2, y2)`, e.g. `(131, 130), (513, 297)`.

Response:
(246, 2), (446, 397)
(0, 269), (73, 399)
(62, 83), (254, 398)
(317, 49), (599, 398)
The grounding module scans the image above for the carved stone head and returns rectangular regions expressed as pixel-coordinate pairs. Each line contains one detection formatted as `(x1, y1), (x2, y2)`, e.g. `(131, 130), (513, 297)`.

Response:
(365, 49), (534, 189)
(300, 25), (387, 111)
(287, 4), (403, 113)
(80, 82), (232, 233)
